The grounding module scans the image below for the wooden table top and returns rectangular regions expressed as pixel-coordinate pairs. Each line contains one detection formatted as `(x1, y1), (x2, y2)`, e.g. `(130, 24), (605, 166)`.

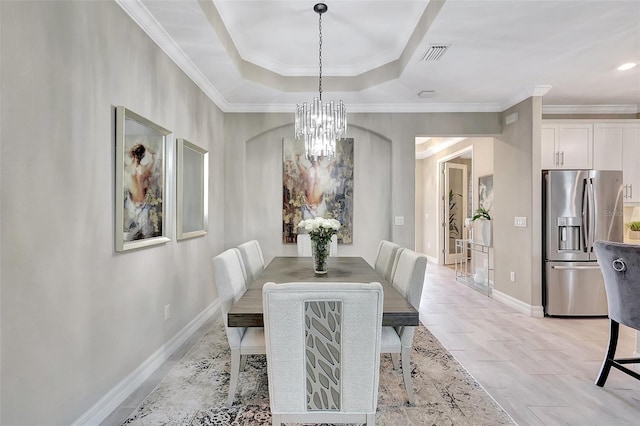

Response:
(227, 256), (419, 327)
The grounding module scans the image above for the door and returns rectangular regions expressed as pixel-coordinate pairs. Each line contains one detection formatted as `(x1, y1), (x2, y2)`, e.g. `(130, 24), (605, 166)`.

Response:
(545, 261), (608, 316)
(541, 122), (593, 169)
(544, 170), (590, 262)
(622, 125), (640, 202)
(558, 124), (593, 169)
(588, 170), (624, 258)
(593, 123), (623, 170)
(541, 125), (558, 169)
(444, 162), (468, 264)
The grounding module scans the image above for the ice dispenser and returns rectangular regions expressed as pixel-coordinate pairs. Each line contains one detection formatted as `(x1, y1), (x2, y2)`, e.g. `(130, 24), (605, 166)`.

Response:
(557, 217), (582, 251)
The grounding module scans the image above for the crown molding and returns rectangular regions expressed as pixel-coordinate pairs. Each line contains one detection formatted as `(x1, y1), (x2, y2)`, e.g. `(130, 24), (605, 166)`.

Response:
(115, 0), (229, 111)
(501, 85), (553, 111)
(542, 104), (639, 114)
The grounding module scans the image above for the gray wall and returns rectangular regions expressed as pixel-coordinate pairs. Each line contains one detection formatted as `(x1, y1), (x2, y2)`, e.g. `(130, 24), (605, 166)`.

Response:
(224, 115), (394, 265)
(1, 2), (225, 424)
(494, 97), (543, 306)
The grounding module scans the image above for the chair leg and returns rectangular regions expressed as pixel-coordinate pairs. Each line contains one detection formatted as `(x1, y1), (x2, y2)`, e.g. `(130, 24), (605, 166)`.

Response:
(365, 413), (375, 425)
(596, 319), (619, 387)
(240, 354), (248, 371)
(271, 413), (282, 425)
(391, 353), (400, 370)
(227, 349), (241, 406)
(401, 345), (415, 405)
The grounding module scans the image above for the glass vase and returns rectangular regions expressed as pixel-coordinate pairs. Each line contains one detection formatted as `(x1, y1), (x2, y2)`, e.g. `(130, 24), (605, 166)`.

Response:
(311, 238), (330, 274)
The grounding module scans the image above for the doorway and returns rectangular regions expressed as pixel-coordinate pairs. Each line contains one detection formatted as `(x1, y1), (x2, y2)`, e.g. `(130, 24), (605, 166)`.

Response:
(438, 148), (473, 265)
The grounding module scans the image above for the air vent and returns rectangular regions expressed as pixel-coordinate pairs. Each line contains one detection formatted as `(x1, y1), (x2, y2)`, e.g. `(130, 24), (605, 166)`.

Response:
(421, 44), (450, 62)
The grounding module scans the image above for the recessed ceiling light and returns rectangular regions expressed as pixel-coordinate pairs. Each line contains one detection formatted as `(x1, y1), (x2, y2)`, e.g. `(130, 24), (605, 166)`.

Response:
(618, 62), (637, 71)
(418, 90), (436, 98)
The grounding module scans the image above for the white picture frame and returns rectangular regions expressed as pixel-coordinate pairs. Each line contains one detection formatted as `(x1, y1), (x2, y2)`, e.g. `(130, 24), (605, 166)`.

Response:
(115, 106), (172, 251)
(176, 138), (208, 240)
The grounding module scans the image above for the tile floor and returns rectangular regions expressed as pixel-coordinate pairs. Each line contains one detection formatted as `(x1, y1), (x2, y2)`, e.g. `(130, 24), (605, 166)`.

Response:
(423, 263), (640, 425)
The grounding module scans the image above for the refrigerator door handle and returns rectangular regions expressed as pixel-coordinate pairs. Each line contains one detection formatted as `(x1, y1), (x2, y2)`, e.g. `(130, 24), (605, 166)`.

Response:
(582, 178), (589, 252)
(587, 178), (596, 252)
(551, 265), (602, 270)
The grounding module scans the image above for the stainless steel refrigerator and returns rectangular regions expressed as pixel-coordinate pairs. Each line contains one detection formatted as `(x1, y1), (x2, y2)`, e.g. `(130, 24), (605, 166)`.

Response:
(543, 170), (624, 316)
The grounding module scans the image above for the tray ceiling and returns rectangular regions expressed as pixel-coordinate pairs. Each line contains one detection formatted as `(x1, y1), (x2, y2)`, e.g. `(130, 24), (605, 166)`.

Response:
(117, 0), (640, 113)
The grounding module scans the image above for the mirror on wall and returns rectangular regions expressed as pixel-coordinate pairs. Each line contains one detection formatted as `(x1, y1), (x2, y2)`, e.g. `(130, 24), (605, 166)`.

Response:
(444, 162), (468, 264)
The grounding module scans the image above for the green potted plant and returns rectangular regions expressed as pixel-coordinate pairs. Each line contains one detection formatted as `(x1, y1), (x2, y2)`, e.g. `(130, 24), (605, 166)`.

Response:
(472, 206), (492, 221)
(471, 206), (492, 246)
(627, 221), (640, 239)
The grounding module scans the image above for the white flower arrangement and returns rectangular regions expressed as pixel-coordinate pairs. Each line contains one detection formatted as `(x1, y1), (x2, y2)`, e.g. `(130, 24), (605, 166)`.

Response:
(297, 217), (341, 244)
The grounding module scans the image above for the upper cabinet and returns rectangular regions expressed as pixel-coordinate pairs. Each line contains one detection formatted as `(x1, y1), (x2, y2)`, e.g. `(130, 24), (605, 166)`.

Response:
(545, 120), (640, 202)
(541, 122), (593, 169)
(593, 123), (624, 170)
(593, 122), (640, 202)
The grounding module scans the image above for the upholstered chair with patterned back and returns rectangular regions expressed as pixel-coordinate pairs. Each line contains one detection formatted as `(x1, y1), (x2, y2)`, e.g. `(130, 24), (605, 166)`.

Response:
(262, 281), (384, 425)
(212, 248), (265, 406)
(237, 240), (265, 284)
(593, 241), (640, 387)
(374, 240), (401, 281)
(380, 248), (427, 405)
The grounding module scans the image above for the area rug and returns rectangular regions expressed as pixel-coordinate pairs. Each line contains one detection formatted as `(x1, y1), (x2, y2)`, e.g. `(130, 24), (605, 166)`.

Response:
(122, 319), (515, 425)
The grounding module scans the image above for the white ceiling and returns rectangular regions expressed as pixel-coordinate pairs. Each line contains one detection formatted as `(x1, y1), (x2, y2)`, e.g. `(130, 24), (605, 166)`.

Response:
(118, 0), (640, 114)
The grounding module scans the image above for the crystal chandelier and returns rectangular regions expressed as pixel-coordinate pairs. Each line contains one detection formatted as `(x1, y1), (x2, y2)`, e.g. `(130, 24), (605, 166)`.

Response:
(294, 3), (347, 160)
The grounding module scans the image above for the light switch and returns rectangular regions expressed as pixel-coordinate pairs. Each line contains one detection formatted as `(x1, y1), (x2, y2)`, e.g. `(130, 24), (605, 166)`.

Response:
(394, 216), (405, 226)
(514, 217), (527, 227)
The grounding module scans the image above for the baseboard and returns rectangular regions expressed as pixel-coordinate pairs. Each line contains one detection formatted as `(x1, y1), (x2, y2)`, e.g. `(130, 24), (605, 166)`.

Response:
(426, 254), (438, 265)
(72, 300), (220, 425)
(492, 289), (544, 317)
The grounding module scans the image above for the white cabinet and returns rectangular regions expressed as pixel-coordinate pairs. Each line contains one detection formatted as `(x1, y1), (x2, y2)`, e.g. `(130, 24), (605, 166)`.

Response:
(622, 125), (640, 202)
(541, 122), (593, 169)
(593, 122), (640, 202)
(593, 123), (623, 170)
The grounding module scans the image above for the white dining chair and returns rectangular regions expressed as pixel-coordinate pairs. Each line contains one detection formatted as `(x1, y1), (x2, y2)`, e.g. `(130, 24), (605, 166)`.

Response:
(296, 233), (338, 256)
(263, 281), (384, 425)
(237, 240), (265, 284)
(374, 240), (401, 281)
(212, 248), (265, 406)
(380, 248), (427, 405)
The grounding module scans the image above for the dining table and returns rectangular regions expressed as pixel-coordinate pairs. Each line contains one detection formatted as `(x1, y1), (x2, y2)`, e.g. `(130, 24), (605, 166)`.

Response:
(227, 256), (419, 327)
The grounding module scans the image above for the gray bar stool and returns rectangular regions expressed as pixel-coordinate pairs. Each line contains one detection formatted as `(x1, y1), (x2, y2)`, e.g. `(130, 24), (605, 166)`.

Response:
(593, 240), (640, 387)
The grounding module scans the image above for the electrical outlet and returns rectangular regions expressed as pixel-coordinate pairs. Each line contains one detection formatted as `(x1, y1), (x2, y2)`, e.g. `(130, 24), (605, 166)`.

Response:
(510, 271), (516, 282)
(514, 217), (527, 227)
(394, 216), (405, 226)
(427, 243), (431, 249)
(164, 304), (171, 320)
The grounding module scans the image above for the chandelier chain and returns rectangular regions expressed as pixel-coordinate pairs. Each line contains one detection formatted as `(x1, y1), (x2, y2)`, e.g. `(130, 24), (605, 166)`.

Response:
(318, 12), (323, 101)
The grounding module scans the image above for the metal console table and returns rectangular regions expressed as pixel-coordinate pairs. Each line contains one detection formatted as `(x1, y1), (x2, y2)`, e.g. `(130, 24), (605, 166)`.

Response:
(454, 239), (493, 296)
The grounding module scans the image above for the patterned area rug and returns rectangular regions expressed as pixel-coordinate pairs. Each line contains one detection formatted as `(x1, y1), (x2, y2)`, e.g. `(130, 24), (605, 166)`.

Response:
(123, 319), (514, 425)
